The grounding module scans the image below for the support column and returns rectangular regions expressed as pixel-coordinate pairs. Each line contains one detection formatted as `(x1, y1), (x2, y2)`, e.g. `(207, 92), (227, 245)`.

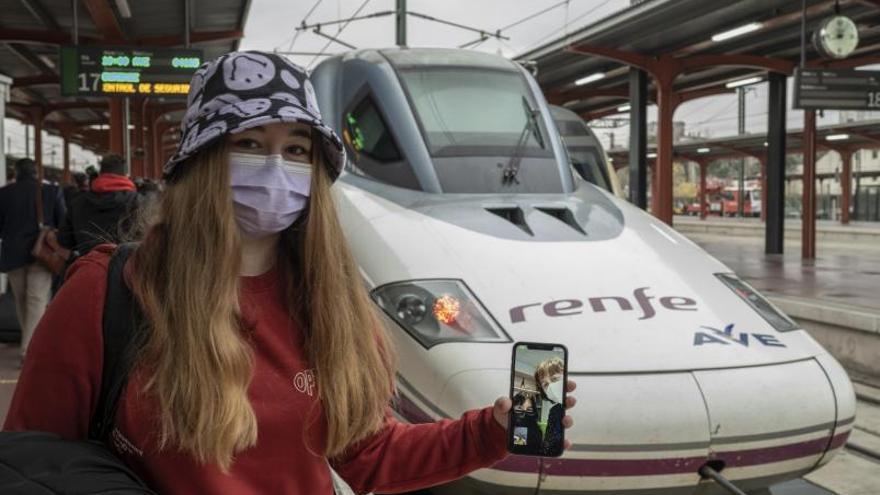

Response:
(699, 161), (708, 220)
(654, 81), (675, 224)
(765, 73), (787, 254)
(802, 110), (817, 260)
(62, 129), (71, 184)
(109, 99), (124, 154)
(840, 150), (853, 225)
(759, 157), (767, 222)
(0, 74), (9, 294)
(30, 108), (44, 180)
(0, 74), (10, 187)
(131, 108), (144, 178)
(628, 68), (648, 209)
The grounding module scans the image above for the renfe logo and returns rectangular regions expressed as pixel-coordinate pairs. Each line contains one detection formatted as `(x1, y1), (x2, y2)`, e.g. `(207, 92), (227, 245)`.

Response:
(509, 287), (696, 323)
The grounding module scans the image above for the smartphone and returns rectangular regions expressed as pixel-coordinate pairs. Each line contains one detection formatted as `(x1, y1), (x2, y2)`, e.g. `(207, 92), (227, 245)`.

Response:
(507, 342), (568, 457)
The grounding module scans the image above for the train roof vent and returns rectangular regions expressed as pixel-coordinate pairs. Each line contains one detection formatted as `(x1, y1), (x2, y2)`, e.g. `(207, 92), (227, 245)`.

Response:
(486, 207), (533, 236)
(536, 207), (587, 236)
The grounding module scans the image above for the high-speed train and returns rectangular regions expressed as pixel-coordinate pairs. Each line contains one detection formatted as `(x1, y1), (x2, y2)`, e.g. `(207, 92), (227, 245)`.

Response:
(548, 104), (623, 199)
(310, 48), (855, 495)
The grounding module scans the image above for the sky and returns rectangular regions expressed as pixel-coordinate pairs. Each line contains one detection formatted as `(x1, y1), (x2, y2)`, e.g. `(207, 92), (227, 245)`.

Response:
(238, 0), (880, 151)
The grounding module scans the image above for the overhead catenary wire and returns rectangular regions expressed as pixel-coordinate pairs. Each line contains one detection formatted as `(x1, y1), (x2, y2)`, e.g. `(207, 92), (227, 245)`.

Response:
(306, 0), (372, 70)
(499, 0), (569, 32)
(271, 0), (322, 52)
(528, 0), (617, 50)
(286, 0), (323, 52)
(407, 11), (509, 40)
(460, 0), (570, 51)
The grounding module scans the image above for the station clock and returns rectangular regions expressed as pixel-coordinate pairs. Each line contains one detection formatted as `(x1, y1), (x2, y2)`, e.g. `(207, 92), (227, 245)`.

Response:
(813, 15), (859, 60)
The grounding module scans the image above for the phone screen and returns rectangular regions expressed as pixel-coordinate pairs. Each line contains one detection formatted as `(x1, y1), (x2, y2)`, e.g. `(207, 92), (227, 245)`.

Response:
(508, 342), (567, 457)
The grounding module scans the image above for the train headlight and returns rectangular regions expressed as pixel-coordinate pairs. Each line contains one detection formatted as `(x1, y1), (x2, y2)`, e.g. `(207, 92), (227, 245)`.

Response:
(716, 273), (799, 332)
(372, 280), (510, 348)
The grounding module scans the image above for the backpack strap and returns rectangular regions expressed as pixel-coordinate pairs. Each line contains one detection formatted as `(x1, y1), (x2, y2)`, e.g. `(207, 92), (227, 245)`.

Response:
(88, 242), (144, 442)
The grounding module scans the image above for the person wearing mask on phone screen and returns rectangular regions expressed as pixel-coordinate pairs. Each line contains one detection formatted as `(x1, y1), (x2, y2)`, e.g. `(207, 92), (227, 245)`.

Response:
(4, 51), (578, 494)
(535, 357), (566, 456)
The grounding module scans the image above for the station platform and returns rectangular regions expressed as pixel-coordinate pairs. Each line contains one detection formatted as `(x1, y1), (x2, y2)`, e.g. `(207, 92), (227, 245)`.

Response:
(673, 215), (880, 312)
(675, 215), (880, 383)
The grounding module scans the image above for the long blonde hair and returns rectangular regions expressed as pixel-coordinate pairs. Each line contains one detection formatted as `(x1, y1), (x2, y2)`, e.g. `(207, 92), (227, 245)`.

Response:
(131, 143), (396, 470)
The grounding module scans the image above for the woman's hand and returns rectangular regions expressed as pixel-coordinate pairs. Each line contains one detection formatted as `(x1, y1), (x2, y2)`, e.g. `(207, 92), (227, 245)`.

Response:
(492, 379), (577, 450)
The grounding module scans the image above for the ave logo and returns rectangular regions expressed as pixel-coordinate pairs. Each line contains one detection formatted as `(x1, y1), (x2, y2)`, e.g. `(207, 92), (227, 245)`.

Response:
(693, 324), (787, 348)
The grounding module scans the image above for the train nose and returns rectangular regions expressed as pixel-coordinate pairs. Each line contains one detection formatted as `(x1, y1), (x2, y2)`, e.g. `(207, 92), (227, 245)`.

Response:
(689, 358), (852, 492)
(437, 357), (853, 494)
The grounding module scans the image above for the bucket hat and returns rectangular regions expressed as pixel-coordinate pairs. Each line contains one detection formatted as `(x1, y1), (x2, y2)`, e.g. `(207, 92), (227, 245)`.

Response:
(164, 51), (344, 181)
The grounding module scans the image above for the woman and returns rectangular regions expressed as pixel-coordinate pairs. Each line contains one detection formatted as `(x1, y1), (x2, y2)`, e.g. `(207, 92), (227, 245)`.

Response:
(4, 51), (576, 494)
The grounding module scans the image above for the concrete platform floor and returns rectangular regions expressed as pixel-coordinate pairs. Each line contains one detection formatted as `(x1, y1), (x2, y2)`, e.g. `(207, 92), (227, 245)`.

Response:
(675, 223), (880, 312)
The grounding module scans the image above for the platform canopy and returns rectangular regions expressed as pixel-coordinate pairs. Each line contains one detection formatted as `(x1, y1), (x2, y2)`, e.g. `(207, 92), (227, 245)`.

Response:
(606, 119), (880, 167)
(515, 0), (880, 258)
(1, 0), (252, 177)
(516, 0), (880, 121)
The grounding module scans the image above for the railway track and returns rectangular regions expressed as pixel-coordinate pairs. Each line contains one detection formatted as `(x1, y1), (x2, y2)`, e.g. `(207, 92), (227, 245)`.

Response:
(846, 380), (880, 464)
(800, 379), (880, 495)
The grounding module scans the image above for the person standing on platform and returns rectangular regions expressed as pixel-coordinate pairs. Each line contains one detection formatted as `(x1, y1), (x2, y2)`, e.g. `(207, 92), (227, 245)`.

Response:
(62, 171), (89, 208)
(58, 155), (141, 257)
(0, 158), (66, 361)
(5, 51), (576, 494)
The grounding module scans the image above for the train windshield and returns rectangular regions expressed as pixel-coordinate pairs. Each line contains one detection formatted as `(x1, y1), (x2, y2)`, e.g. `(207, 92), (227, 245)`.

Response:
(398, 67), (565, 194)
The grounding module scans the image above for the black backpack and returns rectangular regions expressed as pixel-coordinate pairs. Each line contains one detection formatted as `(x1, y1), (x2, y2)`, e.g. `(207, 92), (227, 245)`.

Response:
(0, 243), (157, 494)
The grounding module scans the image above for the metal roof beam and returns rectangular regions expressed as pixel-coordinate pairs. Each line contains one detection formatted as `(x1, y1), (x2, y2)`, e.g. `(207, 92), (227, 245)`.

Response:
(19, 0), (61, 31)
(679, 54), (795, 76)
(10, 101), (108, 114)
(566, 44), (654, 73)
(135, 30), (244, 47)
(0, 29), (77, 45)
(82, 0), (126, 42)
(6, 42), (53, 74)
(12, 74), (58, 87)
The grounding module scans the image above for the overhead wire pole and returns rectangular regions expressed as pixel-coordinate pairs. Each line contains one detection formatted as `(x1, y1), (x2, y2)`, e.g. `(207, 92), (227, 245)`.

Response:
(396, 0), (406, 46)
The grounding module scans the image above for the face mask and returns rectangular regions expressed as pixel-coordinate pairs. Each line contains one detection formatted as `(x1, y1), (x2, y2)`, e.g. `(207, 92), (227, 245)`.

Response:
(544, 380), (564, 404)
(228, 152), (312, 238)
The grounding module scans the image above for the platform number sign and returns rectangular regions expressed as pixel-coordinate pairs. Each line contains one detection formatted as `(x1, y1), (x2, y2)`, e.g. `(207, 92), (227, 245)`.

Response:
(870, 91), (880, 109)
(794, 68), (880, 111)
(60, 45), (203, 98)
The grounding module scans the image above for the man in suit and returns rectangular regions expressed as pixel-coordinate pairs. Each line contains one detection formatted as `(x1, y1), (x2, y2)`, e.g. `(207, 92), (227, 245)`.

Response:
(0, 158), (66, 360)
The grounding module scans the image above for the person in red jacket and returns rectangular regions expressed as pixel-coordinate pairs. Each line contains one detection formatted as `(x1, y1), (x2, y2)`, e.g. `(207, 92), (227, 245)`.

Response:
(4, 51), (577, 494)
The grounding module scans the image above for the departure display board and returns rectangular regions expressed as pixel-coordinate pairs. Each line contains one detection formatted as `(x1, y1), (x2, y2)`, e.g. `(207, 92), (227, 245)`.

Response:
(60, 46), (203, 97)
(794, 68), (880, 110)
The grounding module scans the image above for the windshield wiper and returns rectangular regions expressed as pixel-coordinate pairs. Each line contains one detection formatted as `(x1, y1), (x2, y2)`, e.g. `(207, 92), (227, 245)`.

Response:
(501, 97), (544, 186)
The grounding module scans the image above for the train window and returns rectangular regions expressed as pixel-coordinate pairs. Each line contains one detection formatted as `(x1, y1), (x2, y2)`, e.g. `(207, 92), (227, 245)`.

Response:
(397, 68), (565, 194)
(549, 106), (612, 193)
(344, 96), (401, 162)
(342, 93), (422, 191)
(567, 146), (611, 192)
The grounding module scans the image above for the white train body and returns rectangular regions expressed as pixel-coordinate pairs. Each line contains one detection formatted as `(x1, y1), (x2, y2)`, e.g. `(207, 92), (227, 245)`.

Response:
(311, 48), (855, 495)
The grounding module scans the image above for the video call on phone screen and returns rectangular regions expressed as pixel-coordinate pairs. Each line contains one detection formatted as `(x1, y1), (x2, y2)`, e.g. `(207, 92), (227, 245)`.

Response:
(509, 343), (566, 457)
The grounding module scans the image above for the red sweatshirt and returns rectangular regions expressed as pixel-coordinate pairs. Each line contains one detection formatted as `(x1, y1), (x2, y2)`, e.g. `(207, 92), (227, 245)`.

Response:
(4, 245), (508, 494)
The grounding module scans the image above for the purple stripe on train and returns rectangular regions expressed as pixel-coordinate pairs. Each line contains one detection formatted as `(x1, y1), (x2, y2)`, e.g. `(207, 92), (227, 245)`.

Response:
(393, 392), (852, 477)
